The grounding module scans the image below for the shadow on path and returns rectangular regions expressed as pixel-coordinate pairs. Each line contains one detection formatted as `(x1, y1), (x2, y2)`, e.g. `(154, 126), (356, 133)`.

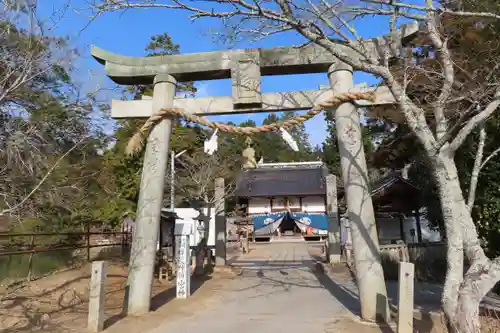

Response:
(310, 259), (443, 333)
(310, 263), (362, 317)
(104, 274), (212, 329)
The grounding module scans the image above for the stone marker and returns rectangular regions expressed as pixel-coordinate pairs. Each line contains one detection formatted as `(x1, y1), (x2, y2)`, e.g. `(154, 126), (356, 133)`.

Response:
(397, 262), (415, 333)
(88, 261), (107, 333)
(175, 222), (192, 299)
(326, 174), (341, 263)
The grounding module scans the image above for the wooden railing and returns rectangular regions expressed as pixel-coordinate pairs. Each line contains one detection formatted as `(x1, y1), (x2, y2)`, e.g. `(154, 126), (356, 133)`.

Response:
(0, 229), (132, 281)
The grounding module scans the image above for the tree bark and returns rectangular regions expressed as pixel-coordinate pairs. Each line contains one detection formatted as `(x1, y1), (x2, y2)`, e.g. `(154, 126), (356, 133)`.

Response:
(456, 258), (500, 333)
(430, 153), (465, 331)
(430, 151), (500, 333)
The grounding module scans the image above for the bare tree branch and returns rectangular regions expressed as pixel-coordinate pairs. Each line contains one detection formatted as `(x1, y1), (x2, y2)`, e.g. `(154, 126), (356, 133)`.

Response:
(1, 136), (88, 215)
(466, 125), (485, 211)
(361, 0), (500, 20)
(449, 89), (500, 152)
(480, 147), (500, 171)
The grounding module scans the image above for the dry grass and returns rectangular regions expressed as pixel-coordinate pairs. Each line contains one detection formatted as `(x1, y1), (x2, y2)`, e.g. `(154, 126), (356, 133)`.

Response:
(481, 315), (500, 333)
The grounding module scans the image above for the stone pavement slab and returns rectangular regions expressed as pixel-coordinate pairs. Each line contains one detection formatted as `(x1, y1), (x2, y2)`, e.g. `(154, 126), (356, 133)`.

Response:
(148, 242), (352, 333)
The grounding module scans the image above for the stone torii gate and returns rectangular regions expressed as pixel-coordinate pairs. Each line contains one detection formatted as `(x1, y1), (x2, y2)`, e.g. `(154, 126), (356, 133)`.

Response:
(92, 21), (417, 321)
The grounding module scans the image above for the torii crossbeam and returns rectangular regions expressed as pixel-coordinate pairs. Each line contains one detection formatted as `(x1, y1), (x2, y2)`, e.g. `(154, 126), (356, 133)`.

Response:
(93, 21), (419, 321)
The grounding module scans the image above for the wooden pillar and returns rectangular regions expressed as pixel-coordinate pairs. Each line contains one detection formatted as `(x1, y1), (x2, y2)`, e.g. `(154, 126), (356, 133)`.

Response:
(326, 174), (341, 263)
(399, 213), (406, 243)
(214, 178), (227, 266)
(328, 63), (389, 322)
(414, 209), (423, 243)
(127, 74), (176, 315)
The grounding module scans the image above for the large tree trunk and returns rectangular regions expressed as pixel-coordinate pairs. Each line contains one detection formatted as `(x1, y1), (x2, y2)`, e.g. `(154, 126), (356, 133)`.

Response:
(456, 257), (500, 333)
(430, 151), (500, 333)
(430, 152), (465, 331)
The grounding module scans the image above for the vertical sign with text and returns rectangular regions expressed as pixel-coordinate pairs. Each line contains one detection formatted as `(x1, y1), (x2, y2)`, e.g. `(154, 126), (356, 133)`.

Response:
(175, 234), (191, 298)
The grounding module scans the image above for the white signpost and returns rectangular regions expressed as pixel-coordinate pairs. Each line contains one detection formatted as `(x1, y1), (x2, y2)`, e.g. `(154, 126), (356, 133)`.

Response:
(173, 208), (216, 249)
(175, 222), (192, 299)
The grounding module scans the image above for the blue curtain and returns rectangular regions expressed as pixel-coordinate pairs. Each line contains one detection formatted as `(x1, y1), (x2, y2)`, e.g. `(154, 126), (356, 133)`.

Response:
(290, 212), (328, 231)
(252, 212), (286, 235)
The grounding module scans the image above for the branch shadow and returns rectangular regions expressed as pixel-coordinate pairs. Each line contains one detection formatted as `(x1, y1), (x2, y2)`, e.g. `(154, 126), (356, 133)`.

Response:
(0, 271), (129, 333)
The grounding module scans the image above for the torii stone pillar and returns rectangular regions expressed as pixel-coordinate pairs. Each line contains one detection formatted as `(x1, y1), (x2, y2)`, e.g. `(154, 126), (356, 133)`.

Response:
(214, 178), (227, 266)
(328, 63), (389, 322)
(326, 174), (341, 263)
(127, 74), (177, 315)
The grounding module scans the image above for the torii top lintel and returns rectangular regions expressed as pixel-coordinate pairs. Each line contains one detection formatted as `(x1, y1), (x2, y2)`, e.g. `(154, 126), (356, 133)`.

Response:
(92, 22), (419, 86)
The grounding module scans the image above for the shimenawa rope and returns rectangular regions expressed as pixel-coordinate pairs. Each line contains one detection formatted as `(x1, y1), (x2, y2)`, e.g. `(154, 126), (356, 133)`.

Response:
(126, 91), (375, 156)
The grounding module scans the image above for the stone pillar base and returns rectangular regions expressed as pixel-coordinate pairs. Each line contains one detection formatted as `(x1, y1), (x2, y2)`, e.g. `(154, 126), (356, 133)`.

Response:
(328, 254), (342, 264)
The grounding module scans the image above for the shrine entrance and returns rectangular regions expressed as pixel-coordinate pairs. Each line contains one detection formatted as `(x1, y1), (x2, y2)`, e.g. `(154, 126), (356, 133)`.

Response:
(92, 21), (417, 318)
(278, 214), (301, 236)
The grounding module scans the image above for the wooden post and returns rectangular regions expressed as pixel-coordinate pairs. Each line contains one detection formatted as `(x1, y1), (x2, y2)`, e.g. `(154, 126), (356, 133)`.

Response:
(414, 209), (423, 243)
(27, 234), (35, 281)
(86, 222), (91, 261)
(121, 224), (126, 257)
(88, 261), (107, 333)
(399, 214), (406, 243)
(397, 262), (415, 333)
(214, 178), (227, 266)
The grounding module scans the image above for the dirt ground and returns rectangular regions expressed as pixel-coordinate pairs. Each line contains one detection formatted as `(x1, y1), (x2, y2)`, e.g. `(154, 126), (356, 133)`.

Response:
(0, 245), (242, 333)
(322, 314), (499, 333)
(0, 260), (210, 333)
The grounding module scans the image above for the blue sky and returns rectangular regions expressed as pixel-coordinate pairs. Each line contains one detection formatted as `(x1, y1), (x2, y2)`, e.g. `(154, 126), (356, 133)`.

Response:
(40, 0), (399, 146)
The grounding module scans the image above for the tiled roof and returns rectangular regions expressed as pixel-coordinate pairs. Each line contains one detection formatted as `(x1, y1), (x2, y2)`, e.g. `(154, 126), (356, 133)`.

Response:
(235, 167), (328, 197)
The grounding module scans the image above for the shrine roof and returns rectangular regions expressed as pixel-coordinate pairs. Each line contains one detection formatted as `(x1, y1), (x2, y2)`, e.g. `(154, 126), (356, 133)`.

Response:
(235, 166), (328, 197)
(337, 171), (421, 213)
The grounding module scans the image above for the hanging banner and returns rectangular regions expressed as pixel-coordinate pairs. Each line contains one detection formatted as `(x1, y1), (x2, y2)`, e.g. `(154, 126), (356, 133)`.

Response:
(290, 212), (328, 235)
(252, 212), (286, 236)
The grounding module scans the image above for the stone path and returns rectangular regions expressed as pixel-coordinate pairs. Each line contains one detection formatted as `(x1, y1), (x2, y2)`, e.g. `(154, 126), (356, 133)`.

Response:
(149, 242), (353, 333)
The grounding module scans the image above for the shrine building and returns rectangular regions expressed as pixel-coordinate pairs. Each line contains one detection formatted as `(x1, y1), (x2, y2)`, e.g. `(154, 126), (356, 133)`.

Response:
(235, 161), (329, 241)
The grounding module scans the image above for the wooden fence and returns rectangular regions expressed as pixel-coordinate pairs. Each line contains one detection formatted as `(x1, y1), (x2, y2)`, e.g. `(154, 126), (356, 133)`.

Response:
(344, 242), (447, 282)
(0, 228), (132, 282)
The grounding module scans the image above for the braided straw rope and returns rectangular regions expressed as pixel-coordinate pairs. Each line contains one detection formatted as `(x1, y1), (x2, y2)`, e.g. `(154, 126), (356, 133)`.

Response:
(126, 91), (375, 155)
